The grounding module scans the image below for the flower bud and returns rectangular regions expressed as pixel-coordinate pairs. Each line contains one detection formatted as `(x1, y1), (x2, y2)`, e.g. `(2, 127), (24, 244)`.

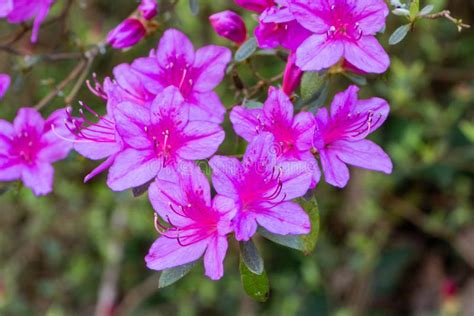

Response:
(0, 73), (10, 99)
(107, 18), (146, 49)
(210, 10), (247, 44)
(139, 0), (158, 20)
(234, 0), (274, 13)
(282, 53), (303, 96)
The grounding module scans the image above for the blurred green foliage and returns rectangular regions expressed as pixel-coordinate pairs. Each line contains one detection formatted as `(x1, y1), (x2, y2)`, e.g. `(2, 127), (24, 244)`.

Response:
(0, 0), (473, 315)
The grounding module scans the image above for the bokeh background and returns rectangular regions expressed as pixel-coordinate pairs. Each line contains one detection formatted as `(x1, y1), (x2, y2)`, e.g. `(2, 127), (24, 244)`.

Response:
(0, 0), (473, 315)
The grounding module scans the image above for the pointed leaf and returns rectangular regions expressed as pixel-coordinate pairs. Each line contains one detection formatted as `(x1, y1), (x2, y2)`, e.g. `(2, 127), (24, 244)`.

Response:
(158, 261), (197, 288)
(343, 72), (367, 86)
(188, 0), (199, 16)
(235, 37), (258, 62)
(258, 227), (304, 251)
(239, 258), (270, 302)
(418, 5), (434, 16)
(389, 24), (410, 45)
(298, 193), (320, 255)
(239, 240), (264, 275)
(243, 100), (264, 109)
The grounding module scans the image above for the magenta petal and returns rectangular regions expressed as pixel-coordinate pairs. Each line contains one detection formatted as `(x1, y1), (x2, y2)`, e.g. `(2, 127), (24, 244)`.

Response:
(290, 0), (330, 33)
(21, 162), (54, 196)
(114, 102), (150, 150)
(178, 121), (225, 160)
(242, 133), (277, 168)
(355, 97), (390, 133)
(188, 91), (226, 124)
(145, 236), (208, 271)
(330, 85), (360, 117)
(233, 212), (258, 241)
(256, 201), (310, 235)
(344, 36), (390, 74)
(151, 86), (187, 127)
(0, 156), (21, 181)
(212, 195), (237, 224)
(229, 106), (262, 143)
(354, 0), (389, 35)
(156, 29), (195, 69)
(300, 151), (321, 188)
(193, 46), (232, 92)
(204, 236), (228, 280)
(319, 148), (350, 188)
(107, 149), (159, 191)
(296, 35), (344, 71)
(131, 57), (164, 95)
(279, 160), (312, 200)
(332, 139), (393, 174)
(13, 108), (44, 135)
(264, 87), (294, 125)
(0, 119), (14, 150)
(0, 0), (13, 18)
(74, 133), (120, 160)
(209, 156), (242, 200)
(84, 155), (116, 183)
(292, 111), (315, 151)
(30, 1), (52, 43)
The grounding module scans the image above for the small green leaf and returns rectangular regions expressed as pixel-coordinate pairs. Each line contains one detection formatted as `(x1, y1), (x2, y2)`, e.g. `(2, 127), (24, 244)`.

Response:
(159, 261), (197, 288)
(343, 72), (367, 86)
(297, 72), (329, 111)
(243, 100), (264, 109)
(235, 37), (258, 62)
(188, 0), (199, 16)
(389, 24), (410, 45)
(418, 5), (434, 16)
(298, 193), (320, 255)
(239, 258), (270, 302)
(258, 227), (304, 251)
(239, 240), (264, 275)
(409, 0), (419, 19)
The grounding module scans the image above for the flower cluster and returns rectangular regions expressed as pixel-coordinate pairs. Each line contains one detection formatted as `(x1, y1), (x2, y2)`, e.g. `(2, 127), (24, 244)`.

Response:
(0, 0), (56, 43)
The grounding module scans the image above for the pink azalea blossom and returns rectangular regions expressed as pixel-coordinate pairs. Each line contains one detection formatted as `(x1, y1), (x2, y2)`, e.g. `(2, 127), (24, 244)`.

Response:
(313, 85), (393, 188)
(209, 10), (247, 44)
(0, 108), (72, 195)
(107, 18), (147, 49)
(139, 0), (158, 20)
(255, 0), (311, 51)
(2, 0), (56, 43)
(131, 29), (232, 123)
(209, 133), (311, 241)
(0, 73), (11, 100)
(290, 0), (390, 73)
(146, 163), (236, 280)
(230, 87), (320, 186)
(107, 86), (225, 191)
(282, 52), (303, 95)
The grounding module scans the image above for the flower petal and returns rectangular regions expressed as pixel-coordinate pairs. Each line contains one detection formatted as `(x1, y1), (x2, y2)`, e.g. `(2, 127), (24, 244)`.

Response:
(145, 236), (208, 271)
(319, 148), (350, 188)
(209, 156), (243, 200)
(355, 97), (390, 133)
(292, 111), (315, 151)
(187, 91), (226, 124)
(229, 106), (262, 142)
(107, 149), (159, 191)
(263, 87), (294, 126)
(156, 29), (195, 69)
(22, 162), (54, 196)
(233, 212), (258, 241)
(333, 139), (392, 174)
(353, 0), (389, 35)
(178, 122), (225, 160)
(151, 86), (188, 128)
(204, 235), (228, 280)
(114, 101), (151, 150)
(13, 108), (44, 135)
(279, 160), (312, 200)
(0, 156), (21, 181)
(344, 36), (390, 74)
(256, 201), (310, 235)
(193, 45), (231, 92)
(296, 35), (344, 71)
(290, 0), (330, 33)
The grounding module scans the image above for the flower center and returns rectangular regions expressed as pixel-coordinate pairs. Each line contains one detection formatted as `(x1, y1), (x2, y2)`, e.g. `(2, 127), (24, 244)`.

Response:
(326, 4), (362, 41)
(164, 60), (195, 97)
(11, 131), (41, 164)
(239, 165), (286, 209)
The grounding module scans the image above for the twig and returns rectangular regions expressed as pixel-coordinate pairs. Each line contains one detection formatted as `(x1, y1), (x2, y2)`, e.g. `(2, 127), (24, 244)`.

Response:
(114, 274), (161, 316)
(424, 10), (470, 32)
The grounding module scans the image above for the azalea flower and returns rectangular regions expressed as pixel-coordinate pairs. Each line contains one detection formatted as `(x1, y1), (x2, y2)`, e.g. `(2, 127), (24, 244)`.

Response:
(0, 73), (11, 100)
(282, 52), (303, 95)
(139, 0), (158, 20)
(290, 0), (390, 73)
(146, 163), (236, 280)
(230, 87), (320, 186)
(0, 108), (72, 195)
(107, 86), (225, 191)
(107, 18), (147, 49)
(313, 85), (393, 188)
(209, 10), (247, 44)
(131, 28), (232, 123)
(255, 0), (311, 51)
(2, 0), (56, 43)
(209, 133), (311, 241)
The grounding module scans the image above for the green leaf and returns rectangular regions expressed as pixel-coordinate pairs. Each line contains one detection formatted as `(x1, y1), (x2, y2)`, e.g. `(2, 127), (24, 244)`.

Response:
(235, 37), (258, 62)
(131, 179), (153, 197)
(239, 258), (270, 302)
(409, 0), (419, 19)
(158, 261), (197, 288)
(188, 0), (199, 16)
(258, 227), (304, 251)
(418, 5), (434, 16)
(389, 24), (410, 45)
(297, 72), (329, 111)
(343, 72), (367, 86)
(298, 193), (320, 255)
(239, 240), (264, 275)
(243, 100), (264, 109)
